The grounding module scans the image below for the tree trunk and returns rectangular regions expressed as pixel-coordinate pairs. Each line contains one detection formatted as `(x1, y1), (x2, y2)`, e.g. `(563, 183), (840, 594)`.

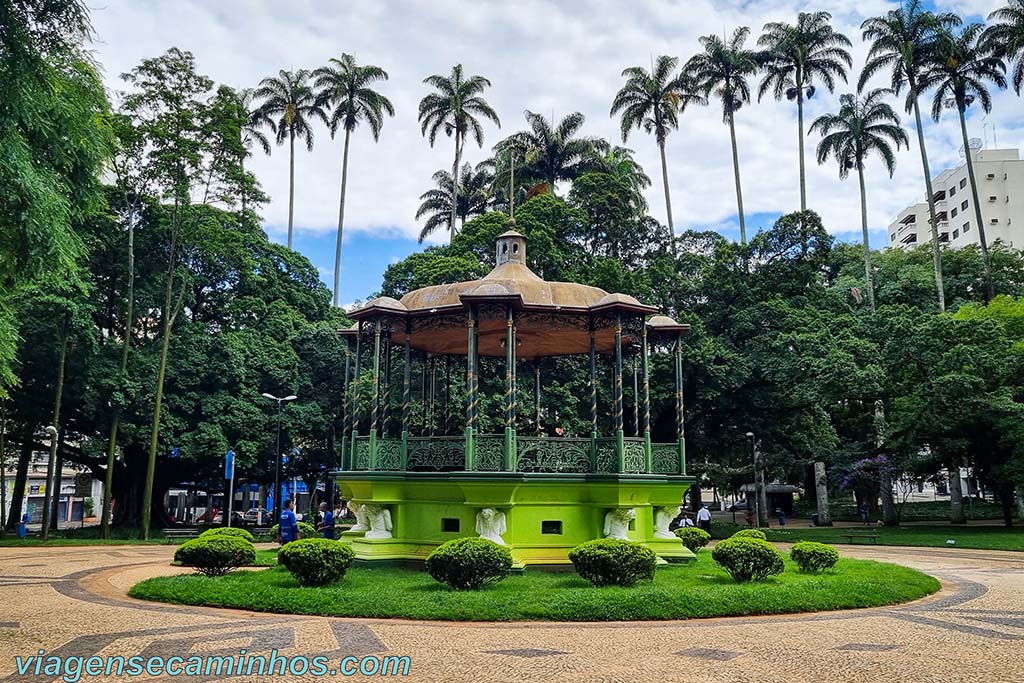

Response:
(910, 92), (946, 312)
(797, 91), (806, 212)
(0, 405), (6, 537)
(41, 311), (70, 536)
(450, 134), (462, 243)
(957, 105), (994, 302)
(875, 401), (897, 525)
(287, 128), (296, 250)
(814, 461), (832, 526)
(727, 111), (747, 244)
(4, 425), (33, 532)
(332, 128), (352, 308)
(658, 138), (676, 255)
(102, 210), (135, 538)
(949, 464), (966, 524)
(1015, 485), (1024, 521)
(998, 482), (1014, 528)
(857, 164), (876, 311)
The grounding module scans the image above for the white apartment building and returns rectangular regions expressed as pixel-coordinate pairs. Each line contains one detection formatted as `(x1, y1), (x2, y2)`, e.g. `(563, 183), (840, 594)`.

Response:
(888, 148), (1024, 250)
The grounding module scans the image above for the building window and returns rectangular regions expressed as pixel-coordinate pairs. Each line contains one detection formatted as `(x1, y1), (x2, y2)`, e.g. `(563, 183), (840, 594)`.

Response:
(961, 200), (968, 211)
(963, 222), (970, 233)
(951, 207), (958, 218)
(950, 186), (956, 197)
(541, 520), (563, 535)
(960, 178), (967, 189)
(890, 233), (896, 242)
(953, 229), (960, 239)
(441, 518), (460, 533)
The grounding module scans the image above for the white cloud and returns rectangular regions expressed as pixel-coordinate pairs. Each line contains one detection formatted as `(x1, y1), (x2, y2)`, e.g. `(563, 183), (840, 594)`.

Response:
(88, 0), (1022, 243)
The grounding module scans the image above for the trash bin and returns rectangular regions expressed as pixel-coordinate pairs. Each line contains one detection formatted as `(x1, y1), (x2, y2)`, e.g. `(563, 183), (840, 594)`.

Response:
(811, 513), (820, 527)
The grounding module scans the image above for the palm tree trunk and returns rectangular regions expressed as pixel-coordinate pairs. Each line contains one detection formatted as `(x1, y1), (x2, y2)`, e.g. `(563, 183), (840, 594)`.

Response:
(658, 138), (676, 255)
(450, 135), (462, 243)
(332, 128), (352, 308)
(949, 461), (966, 524)
(958, 105), (994, 302)
(857, 164), (876, 311)
(797, 91), (807, 212)
(287, 129), (296, 250)
(102, 211), (135, 538)
(911, 94), (946, 312)
(728, 112), (747, 244)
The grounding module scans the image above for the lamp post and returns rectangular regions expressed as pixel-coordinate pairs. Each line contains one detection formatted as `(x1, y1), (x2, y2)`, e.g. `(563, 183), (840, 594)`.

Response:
(41, 426), (58, 541)
(262, 393), (297, 527)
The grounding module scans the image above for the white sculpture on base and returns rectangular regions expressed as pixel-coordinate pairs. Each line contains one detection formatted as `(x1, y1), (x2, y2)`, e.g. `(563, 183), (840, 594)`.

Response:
(603, 507), (635, 540)
(363, 504), (393, 539)
(348, 503), (369, 533)
(475, 508), (507, 545)
(653, 506), (679, 539)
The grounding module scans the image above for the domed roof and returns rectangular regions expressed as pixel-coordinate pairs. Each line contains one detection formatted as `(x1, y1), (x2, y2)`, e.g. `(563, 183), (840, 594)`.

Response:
(594, 292), (642, 308)
(647, 315), (680, 328)
(360, 296), (406, 311)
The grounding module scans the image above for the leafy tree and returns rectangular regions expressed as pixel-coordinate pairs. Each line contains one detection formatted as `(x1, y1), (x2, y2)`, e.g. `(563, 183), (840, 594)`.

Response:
(610, 56), (704, 245)
(919, 23), (1008, 303)
(415, 162), (494, 242)
(683, 28), (762, 243)
(313, 54), (394, 307)
(811, 89), (908, 311)
(417, 64), (500, 242)
(758, 11), (852, 211)
(254, 68), (326, 249)
(986, 1), (1024, 94)
(860, 0), (962, 312)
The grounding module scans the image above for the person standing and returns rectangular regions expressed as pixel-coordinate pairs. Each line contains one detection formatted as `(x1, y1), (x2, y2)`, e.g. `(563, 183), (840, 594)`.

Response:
(696, 504), (712, 533)
(317, 502), (335, 540)
(277, 499), (300, 545)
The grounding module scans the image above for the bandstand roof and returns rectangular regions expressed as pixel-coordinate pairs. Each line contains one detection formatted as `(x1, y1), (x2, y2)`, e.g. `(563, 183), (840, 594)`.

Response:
(345, 227), (688, 359)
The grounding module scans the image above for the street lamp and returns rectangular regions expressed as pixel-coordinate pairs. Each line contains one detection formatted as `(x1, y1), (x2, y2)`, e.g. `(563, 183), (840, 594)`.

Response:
(262, 393), (297, 527)
(40, 425), (58, 541)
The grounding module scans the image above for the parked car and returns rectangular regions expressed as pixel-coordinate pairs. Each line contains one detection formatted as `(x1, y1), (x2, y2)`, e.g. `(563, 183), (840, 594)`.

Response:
(212, 511), (244, 525)
(727, 499), (751, 512)
(242, 508), (271, 525)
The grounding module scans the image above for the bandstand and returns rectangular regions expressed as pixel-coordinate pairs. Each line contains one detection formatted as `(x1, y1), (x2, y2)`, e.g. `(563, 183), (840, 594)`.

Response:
(334, 227), (694, 565)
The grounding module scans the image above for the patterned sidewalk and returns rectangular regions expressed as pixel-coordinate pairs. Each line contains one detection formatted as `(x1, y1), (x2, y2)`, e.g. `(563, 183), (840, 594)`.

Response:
(0, 543), (1022, 682)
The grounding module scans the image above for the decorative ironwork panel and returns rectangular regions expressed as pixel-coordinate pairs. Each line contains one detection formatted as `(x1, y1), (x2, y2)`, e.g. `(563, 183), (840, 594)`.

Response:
(376, 438), (402, 471)
(353, 437), (371, 470)
(623, 439), (647, 473)
(652, 443), (680, 474)
(595, 439), (617, 473)
(516, 437), (591, 473)
(476, 435), (504, 471)
(407, 437), (465, 471)
(516, 311), (589, 331)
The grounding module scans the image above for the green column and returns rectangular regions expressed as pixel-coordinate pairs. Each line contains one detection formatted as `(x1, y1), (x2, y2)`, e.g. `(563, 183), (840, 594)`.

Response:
(428, 356), (437, 436)
(381, 339), (392, 437)
(613, 314), (624, 471)
(350, 326), (362, 463)
(589, 319), (597, 465)
(503, 304), (516, 470)
(674, 332), (686, 475)
(465, 306), (478, 470)
(340, 341), (351, 469)
(368, 320), (382, 469)
(641, 324), (652, 472)
(444, 357), (452, 435)
(631, 353), (640, 437)
(401, 326), (411, 469)
(534, 361), (541, 437)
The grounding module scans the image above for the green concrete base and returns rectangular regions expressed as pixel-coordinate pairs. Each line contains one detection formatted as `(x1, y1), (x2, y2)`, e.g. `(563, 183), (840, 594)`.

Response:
(333, 471), (695, 566)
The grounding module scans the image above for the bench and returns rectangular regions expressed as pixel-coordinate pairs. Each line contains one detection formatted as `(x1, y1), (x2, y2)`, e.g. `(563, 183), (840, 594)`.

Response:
(843, 531), (880, 544)
(161, 528), (200, 543)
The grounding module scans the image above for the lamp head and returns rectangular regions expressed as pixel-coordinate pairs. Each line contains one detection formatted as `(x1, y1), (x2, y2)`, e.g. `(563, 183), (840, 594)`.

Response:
(261, 393), (277, 401)
(283, 395), (298, 402)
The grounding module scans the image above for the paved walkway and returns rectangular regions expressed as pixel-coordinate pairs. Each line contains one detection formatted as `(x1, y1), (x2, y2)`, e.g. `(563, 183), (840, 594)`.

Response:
(0, 543), (1022, 682)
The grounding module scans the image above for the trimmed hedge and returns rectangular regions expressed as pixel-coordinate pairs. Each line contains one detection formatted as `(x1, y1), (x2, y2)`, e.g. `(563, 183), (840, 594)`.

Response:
(425, 538), (513, 590)
(174, 536), (256, 577)
(278, 538), (356, 586)
(791, 541), (840, 573)
(270, 521), (317, 540)
(711, 537), (784, 582)
(568, 539), (658, 587)
(731, 528), (767, 540)
(199, 527), (255, 543)
(674, 527), (712, 553)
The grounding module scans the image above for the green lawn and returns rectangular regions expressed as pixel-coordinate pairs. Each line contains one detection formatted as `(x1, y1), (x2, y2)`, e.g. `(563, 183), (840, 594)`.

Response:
(761, 525), (1024, 551)
(130, 552), (938, 622)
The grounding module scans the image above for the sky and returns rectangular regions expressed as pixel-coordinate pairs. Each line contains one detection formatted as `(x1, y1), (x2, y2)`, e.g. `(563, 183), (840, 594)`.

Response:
(86, 0), (1021, 305)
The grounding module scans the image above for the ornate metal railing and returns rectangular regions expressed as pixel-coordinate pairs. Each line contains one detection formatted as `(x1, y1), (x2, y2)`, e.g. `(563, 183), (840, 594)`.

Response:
(475, 435), (504, 471)
(651, 442), (681, 474)
(376, 437), (403, 471)
(594, 437), (618, 473)
(622, 437), (647, 473)
(515, 436), (591, 473)
(406, 436), (465, 471)
(353, 435), (371, 470)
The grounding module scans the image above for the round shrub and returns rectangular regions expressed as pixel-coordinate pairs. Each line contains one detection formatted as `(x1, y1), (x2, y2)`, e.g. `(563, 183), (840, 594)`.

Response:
(270, 521), (317, 540)
(791, 541), (840, 573)
(674, 527), (712, 553)
(568, 539), (658, 587)
(711, 537), (784, 582)
(731, 528), (767, 540)
(174, 536), (256, 577)
(425, 538), (513, 590)
(199, 527), (255, 543)
(278, 538), (356, 586)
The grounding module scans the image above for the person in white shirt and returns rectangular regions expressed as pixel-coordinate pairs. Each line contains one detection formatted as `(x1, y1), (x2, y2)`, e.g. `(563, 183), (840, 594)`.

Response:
(696, 504), (712, 532)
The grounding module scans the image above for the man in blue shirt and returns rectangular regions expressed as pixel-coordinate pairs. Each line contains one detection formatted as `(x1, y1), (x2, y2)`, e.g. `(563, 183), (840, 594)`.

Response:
(317, 502), (335, 539)
(278, 499), (300, 545)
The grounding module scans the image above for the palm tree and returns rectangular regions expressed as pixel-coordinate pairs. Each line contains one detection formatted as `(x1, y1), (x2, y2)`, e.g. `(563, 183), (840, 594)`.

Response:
(590, 144), (652, 212)
(416, 161), (494, 242)
(498, 111), (602, 194)
(313, 54), (395, 307)
(682, 28), (762, 244)
(255, 69), (326, 249)
(861, 1), (961, 311)
(418, 65), (500, 242)
(610, 56), (705, 246)
(758, 12), (852, 211)
(920, 23), (1008, 302)
(986, 1), (1024, 95)
(235, 87), (272, 213)
(811, 89), (908, 311)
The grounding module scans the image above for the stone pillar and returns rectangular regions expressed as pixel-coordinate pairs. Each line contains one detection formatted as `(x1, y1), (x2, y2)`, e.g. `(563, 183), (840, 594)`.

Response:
(814, 461), (832, 526)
